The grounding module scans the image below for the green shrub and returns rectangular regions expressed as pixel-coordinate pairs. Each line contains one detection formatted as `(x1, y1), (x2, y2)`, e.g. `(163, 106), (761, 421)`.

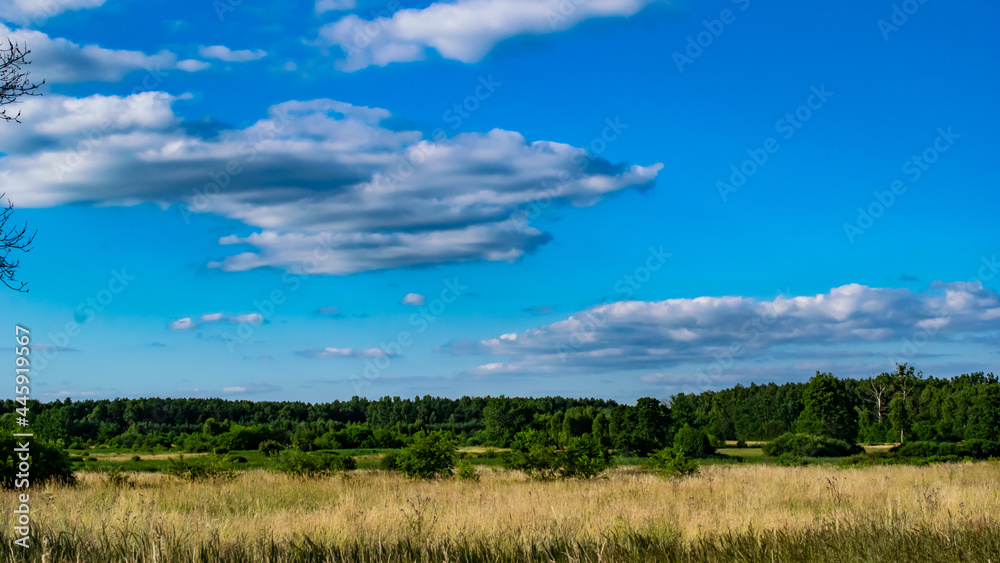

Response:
(736, 440), (748, 448)
(131, 455), (141, 462)
(673, 425), (715, 458)
(379, 452), (399, 471)
(0, 436), (76, 489)
(840, 452), (902, 467)
(560, 433), (613, 478)
(890, 440), (1000, 460)
(228, 455), (249, 464)
(164, 454), (235, 481)
(775, 453), (808, 467)
(274, 450), (356, 476)
(104, 466), (133, 488)
(213, 447), (229, 455)
(650, 448), (699, 477)
(502, 429), (559, 480)
(258, 440), (282, 457)
(763, 433), (863, 458)
(456, 460), (479, 481)
(396, 431), (457, 479)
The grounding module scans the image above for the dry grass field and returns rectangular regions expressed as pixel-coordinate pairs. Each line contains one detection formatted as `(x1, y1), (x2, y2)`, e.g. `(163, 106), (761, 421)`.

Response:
(3, 462), (999, 562)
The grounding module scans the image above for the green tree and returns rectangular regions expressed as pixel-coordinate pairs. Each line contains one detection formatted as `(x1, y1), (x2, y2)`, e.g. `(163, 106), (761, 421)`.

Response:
(888, 395), (910, 443)
(503, 429), (559, 480)
(796, 372), (858, 442)
(202, 417), (227, 437)
(672, 424), (714, 458)
(1, 435), (75, 489)
(396, 431), (457, 479)
(592, 412), (610, 448)
(560, 433), (612, 478)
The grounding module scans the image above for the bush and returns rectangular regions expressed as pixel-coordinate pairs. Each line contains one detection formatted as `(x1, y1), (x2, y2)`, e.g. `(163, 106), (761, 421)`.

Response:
(213, 447), (229, 455)
(840, 452), (903, 467)
(104, 466), (133, 488)
(131, 455), (141, 462)
(1, 436), (76, 489)
(891, 440), (1000, 460)
(228, 455), (249, 464)
(763, 433), (863, 458)
(396, 431), (457, 479)
(274, 450), (355, 476)
(258, 440), (282, 457)
(775, 453), (808, 467)
(379, 452), (399, 471)
(456, 460), (479, 481)
(502, 429), (559, 480)
(673, 425), (715, 458)
(560, 433), (613, 478)
(650, 448), (699, 477)
(164, 455), (234, 481)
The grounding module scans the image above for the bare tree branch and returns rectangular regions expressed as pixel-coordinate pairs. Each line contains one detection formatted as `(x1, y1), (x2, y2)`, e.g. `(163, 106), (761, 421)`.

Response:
(1, 39), (44, 123)
(0, 195), (36, 292)
(1, 38), (42, 291)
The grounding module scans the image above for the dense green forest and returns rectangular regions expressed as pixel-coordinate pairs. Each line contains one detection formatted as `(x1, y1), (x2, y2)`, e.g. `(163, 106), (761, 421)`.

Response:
(4, 365), (998, 455)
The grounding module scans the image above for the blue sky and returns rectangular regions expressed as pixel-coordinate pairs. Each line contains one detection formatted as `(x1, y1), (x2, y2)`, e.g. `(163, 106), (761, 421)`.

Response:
(1, 0), (997, 403)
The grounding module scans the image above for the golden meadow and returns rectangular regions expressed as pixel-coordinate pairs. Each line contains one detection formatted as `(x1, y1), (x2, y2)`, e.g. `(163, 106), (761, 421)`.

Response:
(2, 461), (1000, 562)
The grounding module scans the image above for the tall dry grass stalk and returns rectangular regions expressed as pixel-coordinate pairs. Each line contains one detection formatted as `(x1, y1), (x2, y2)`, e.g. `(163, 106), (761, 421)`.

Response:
(2, 462), (999, 561)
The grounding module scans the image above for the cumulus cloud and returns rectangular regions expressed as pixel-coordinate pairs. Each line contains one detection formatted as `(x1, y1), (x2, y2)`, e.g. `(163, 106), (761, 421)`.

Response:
(169, 312), (264, 330)
(0, 0), (106, 26)
(0, 94), (661, 274)
(176, 59), (210, 71)
(296, 347), (391, 359)
(198, 45), (268, 62)
(455, 282), (1000, 376)
(400, 293), (426, 306)
(0, 23), (203, 83)
(318, 0), (658, 71)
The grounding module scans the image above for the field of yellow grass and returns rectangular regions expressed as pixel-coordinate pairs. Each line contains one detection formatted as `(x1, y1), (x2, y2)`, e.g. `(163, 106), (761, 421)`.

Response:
(3, 462), (999, 562)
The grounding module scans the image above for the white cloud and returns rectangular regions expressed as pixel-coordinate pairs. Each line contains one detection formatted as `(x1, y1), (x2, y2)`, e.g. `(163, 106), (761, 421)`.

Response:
(400, 293), (426, 306)
(0, 0), (106, 26)
(169, 318), (195, 330)
(0, 23), (184, 83)
(198, 45), (268, 62)
(0, 94), (661, 274)
(169, 312), (264, 330)
(176, 59), (210, 72)
(315, 0), (356, 15)
(457, 282), (1000, 376)
(296, 347), (391, 358)
(318, 0), (658, 71)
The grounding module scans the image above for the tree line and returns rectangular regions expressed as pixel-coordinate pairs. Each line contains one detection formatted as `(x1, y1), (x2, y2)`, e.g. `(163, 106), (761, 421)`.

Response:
(2, 365), (997, 454)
